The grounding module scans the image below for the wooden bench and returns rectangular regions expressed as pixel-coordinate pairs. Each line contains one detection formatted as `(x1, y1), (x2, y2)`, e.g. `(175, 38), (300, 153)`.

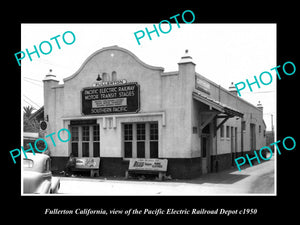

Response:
(73, 157), (100, 177)
(125, 158), (168, 181)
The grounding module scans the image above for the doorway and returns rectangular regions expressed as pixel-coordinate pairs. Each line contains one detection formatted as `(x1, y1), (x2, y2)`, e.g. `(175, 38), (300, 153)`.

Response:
(201, 133), (210, 174)
(230, 127), (235, 166)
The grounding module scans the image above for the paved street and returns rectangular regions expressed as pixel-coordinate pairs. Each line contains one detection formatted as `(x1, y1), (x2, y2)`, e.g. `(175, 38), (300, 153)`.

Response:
(57, 157), (275, 195)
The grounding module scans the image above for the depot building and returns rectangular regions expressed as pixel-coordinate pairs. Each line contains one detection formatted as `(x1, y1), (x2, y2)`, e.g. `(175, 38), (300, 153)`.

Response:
(43, 46), (266, 178)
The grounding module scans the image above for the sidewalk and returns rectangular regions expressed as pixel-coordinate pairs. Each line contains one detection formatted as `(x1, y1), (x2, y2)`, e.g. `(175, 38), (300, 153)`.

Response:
(176, 158), (275, 194)
(56, 158), (275, 195)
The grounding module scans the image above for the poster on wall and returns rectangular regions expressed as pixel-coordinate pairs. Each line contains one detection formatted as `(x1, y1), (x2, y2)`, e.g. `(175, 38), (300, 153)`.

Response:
(81, 82), (140, 115)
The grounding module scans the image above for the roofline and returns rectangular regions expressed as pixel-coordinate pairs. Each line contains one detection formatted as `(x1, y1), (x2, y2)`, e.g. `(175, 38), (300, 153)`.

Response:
(63, 46), (164, 82)
(192, 90), (244, 118)
(161, 71), (178, 76)
(195, 72), (262, 112)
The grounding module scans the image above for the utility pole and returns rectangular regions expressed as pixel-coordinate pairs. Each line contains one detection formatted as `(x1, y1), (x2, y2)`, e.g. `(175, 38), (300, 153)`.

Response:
(271, 114), (274, 133)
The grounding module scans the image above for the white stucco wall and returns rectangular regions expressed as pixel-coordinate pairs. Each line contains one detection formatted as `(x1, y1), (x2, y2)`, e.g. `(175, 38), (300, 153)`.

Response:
(43, 46), (266, 159)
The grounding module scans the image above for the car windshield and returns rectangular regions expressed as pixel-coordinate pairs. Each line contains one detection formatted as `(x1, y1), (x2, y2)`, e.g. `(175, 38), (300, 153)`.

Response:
(23, 159), (34, 168)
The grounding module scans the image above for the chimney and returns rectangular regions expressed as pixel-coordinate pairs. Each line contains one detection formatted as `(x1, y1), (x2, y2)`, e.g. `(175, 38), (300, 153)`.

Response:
(229, 82), (238, 95)
(178, 49), (196, 77)
(43, 69), (59, 125)
(43, 69), (59, 82)
(178, 49), (195, 65)
(177, 49), (196, 113)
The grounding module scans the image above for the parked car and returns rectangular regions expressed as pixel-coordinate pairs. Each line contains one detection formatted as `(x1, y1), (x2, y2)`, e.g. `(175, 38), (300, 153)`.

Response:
(23, 153), (60, 194)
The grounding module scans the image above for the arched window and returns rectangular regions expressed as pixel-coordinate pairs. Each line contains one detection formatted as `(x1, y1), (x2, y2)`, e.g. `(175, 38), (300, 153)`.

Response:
(112, 71), (117, 81)
(102, 72), (108, 81)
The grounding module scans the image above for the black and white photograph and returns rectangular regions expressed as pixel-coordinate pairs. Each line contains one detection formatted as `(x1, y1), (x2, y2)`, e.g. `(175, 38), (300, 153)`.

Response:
(4, 5), (298, 221)
(20, 23), (276, 195)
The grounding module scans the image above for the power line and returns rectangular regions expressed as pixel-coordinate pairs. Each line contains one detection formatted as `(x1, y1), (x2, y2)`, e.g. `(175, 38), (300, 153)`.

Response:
(23, 79), (43, 87)
(24, 77), (42, 83)
(24, 95), (41, 108)
(23, 99), (38, 111)
(23, 95), (41, 109)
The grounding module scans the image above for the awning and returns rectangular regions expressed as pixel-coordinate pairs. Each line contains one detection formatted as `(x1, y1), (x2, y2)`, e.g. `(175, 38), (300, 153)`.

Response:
(192, 90), (243, 118)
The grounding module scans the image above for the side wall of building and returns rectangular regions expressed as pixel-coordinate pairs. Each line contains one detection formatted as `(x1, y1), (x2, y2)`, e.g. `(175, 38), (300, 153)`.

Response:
(195, 73), (266, 171)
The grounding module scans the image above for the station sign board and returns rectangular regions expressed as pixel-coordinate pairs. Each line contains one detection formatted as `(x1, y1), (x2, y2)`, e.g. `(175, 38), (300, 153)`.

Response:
(82, 82), (140, 115)
(195, 75), (210, 94)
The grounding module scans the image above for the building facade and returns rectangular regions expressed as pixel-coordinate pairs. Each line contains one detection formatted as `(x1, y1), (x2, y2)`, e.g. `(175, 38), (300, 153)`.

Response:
(43, 46), (266, 178)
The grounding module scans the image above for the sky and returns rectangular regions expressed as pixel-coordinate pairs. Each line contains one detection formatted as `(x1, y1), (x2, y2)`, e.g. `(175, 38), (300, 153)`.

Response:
(21, 23), (276, 131)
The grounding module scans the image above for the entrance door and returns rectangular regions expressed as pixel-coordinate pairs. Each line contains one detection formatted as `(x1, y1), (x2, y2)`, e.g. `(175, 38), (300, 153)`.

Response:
(232, 127), (237, 166)
(201, 135), (209, 174)
(231, 127), (234, 166)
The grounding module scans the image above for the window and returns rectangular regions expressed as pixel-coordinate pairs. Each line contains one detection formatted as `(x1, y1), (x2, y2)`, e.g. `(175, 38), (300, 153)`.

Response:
(82, 126), (90, 157)
(150, 123), (159, 158)
(259, 125), (261, 133)
(242, 121), (246, 131)
(93, 125), (100, 142)
(220, 125), (224, 138)
(102, 72), (109, 81)
(71, 127), (79, 157)
(70, 124), (100, 157)
(112, 71), (117, 81)
(136, 124), (146, 158)
(124, 124), (133, 158)
(123, 122), (159, 159)
(226, 126), (230, 138)
(71, 126), (79, 141)
(82, 126), (89, 141)
(93, 125), (100, 157)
